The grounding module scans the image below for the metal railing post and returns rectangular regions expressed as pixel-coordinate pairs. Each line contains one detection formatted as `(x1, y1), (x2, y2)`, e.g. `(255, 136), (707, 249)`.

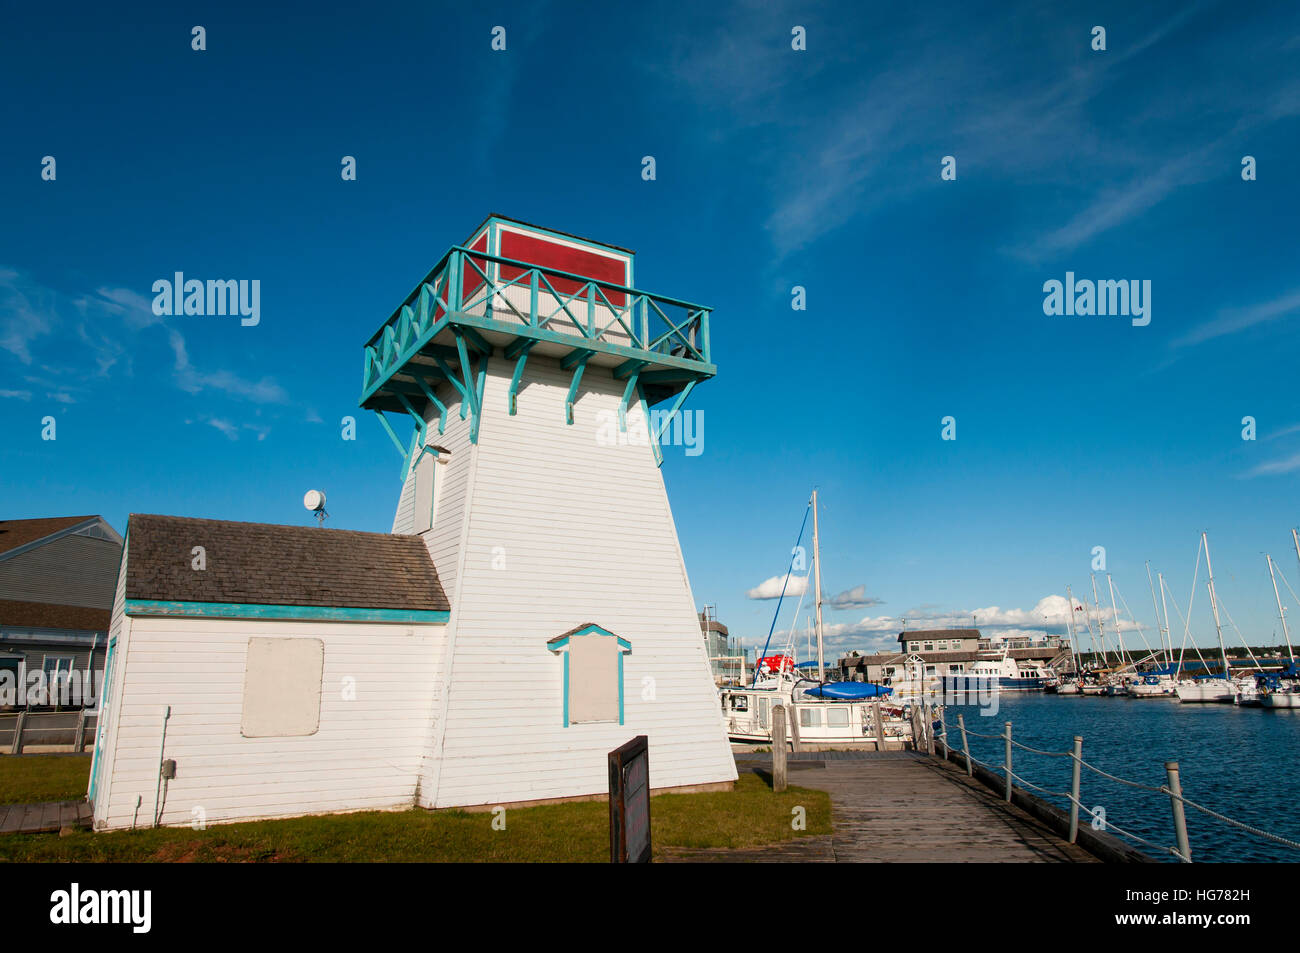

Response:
(10, 710), (26, 755)
(1003, 721), (1013, 801)
(958, 712), (972, 776)
(771, 705), (788, 794)
(1165, 761), (1192, 863)
(1068, 736), (1083, 843)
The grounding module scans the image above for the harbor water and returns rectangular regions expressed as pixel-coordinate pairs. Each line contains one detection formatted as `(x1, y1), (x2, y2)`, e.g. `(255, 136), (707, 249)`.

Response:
(945, 693), (1300, 863)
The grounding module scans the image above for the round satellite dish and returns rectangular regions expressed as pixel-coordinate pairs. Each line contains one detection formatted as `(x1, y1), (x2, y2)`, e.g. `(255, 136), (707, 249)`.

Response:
(303, 489), (326, 512)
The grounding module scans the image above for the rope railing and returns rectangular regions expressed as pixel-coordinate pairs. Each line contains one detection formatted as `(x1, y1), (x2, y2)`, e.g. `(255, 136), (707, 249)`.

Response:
(939, 711), (1300, 862)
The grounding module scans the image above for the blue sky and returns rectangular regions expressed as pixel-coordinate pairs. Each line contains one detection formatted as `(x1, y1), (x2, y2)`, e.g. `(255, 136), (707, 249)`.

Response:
(3, 1), (1299, 660)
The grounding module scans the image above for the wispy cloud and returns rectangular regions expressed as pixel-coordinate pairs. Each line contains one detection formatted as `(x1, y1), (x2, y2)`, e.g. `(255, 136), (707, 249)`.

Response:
(654, 1), (1300, 261)
(1244, 452), (1300, 478)
(1173, 287), (1300, 348)
(0, 268), (291, 410)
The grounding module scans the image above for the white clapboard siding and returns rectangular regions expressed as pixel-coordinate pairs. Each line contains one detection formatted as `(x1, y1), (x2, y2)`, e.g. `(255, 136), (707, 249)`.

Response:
(391, 469), (417, 535)
(92, 616), (443, 830)
(87, 546), (132, 815)
(414, 355), (736, 808)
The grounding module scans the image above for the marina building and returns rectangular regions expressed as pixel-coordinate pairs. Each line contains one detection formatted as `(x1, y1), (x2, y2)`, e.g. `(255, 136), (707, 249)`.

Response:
(699, 606), (744, 684)
(0, 516), (120, 709)
(838, 628), (1072, 683)
(89, 216), (738, 830)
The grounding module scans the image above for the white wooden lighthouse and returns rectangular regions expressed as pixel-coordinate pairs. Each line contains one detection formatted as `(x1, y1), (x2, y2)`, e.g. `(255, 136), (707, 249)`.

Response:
(362, 215), (735, 809)
(88, 216), (734, 831)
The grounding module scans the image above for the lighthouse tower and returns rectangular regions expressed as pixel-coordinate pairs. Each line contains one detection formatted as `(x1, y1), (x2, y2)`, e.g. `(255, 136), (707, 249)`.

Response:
(360, 215), (735, 808)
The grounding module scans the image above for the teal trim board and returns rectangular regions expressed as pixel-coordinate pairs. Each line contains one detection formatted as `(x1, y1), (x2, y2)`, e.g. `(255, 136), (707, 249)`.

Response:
(124, 599), (450, 624)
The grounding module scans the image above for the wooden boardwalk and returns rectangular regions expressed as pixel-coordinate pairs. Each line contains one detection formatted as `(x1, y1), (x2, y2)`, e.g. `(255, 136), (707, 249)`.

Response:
(0, 800), (92, 835)
(668, 752), (1099, 863)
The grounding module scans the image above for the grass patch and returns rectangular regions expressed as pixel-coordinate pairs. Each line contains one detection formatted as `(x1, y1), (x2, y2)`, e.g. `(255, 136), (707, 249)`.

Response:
(0, 754), (92, 805)
(0, 771), (829, 862)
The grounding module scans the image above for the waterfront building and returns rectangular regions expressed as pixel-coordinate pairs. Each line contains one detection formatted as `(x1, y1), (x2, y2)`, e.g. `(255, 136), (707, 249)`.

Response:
(89, 216), (737, 831)
(0, 516), (120, 709)
(838, 628), (1071, 684)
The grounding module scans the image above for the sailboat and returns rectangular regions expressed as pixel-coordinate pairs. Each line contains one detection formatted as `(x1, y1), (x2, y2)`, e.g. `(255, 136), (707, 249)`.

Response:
(1176, 532), (1236, 703)
(719, 491), (929, 747)
(1129, 566), (1178, 697)
(1260, 534), (1300, 709)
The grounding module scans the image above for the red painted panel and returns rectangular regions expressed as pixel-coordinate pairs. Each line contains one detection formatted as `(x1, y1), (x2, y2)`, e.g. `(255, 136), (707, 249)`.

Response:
(499, 230), (627, 306)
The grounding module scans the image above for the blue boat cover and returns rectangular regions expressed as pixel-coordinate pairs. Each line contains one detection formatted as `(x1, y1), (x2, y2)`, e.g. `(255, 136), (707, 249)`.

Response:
(802, 682), (893, 699)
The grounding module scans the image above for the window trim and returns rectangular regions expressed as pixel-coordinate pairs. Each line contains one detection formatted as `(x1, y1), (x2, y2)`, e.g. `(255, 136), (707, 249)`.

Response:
(547, 624), (632, 727)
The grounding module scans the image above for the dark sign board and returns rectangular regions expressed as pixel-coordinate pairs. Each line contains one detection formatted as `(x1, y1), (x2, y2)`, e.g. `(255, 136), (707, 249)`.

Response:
(608, 735), (651, 863)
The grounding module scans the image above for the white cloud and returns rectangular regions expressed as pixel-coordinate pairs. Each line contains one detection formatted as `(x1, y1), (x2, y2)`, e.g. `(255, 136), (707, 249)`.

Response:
(746, 573), (809, 600)
(207, 418), (239, 440)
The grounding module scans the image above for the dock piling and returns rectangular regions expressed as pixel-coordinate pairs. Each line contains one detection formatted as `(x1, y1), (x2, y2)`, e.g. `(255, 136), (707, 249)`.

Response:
(771, 705), (788, 793)
(1068, 736), (1082, 843)
(957, 712), (972, 776)
(872, 700), (886, 751)
(1003, 722), (1013, 802)
(1165, 761), (1192, 863)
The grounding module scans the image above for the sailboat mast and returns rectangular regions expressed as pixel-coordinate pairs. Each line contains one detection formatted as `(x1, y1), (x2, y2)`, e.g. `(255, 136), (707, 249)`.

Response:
(1267, 554), (1294, 666)
(1203, 532), (1231, 679)
(1091, 574), (1110, 666)
(1065, 585), (1080, 674)
(1106, 574), (1131, 668)
(811, 489), (825, 682)
(1147, 562), (1168, 662)
(1158, 572), (1174, 674)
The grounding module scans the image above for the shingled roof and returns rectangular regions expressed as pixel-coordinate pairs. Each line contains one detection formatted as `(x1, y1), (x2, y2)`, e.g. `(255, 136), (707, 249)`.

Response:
(0, 516), (100, 557)
(0, 599), (111, 632)
(125, 514), (449, 612)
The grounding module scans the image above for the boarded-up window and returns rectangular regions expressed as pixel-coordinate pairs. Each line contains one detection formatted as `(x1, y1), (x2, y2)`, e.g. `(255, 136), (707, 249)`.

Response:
(241, 638), (323, 737)
(569, 633), (619, 724)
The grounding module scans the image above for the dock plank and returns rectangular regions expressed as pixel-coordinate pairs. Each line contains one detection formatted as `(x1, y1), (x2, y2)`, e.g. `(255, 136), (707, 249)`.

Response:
(0, 799), (92, 835)
(671, 752), (1099, 863)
